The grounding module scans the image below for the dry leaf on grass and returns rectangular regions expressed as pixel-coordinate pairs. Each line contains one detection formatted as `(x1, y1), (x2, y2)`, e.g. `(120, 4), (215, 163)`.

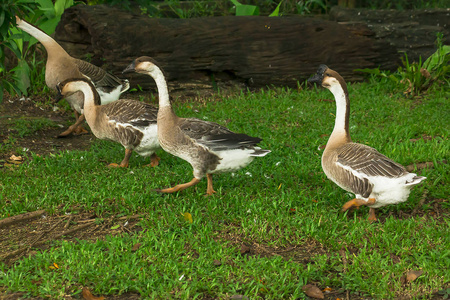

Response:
(48, 262), (59, 270)
(302, 284), (324, 299)
(406, 270), (424, 282)
(400, 270), (424, 284)
(240, 244), (250, 254)
(82, 287), (105, 300)
(131, 243), (141, 252)
(9, 155), (23, 161)
(183, 212), (193, 223)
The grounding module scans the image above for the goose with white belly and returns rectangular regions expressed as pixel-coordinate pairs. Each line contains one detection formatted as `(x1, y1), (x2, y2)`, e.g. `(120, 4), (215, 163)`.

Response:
(308, 64), (426, 221)
(15, 16), (129, 137)
(56, 78), (160, 168)
(123, 56), (270, 195)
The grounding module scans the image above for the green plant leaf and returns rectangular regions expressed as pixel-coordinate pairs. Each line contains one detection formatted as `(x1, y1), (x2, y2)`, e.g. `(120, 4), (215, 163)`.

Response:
(424, 45), (450, 72)
(38, 16), (61, 35)
(11, 59), (31, 95)
(269, 1), (283, 17)
(230, 0), (259, 16)
(37, 0), (56, 19)
(0, 10), (5, 28)
(54, 0), (73, 17)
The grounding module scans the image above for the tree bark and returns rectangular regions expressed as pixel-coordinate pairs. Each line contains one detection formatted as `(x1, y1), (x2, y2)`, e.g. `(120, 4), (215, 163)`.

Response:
(329, 7), (450, 63)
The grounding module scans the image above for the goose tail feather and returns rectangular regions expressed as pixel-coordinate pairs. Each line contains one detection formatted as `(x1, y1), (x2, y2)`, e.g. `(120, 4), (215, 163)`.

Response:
(405, 175), (426, 186)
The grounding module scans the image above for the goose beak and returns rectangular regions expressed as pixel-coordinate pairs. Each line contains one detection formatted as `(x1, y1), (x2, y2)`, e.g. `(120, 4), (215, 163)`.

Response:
(308, 73), (323, 85)
(55, 83), (64, 102)
(308, 64), (328, 85)
(122, 61), (136, 74)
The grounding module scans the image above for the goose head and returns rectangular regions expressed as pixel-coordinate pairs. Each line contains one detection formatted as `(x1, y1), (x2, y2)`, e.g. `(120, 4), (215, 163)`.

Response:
(56, 78), (101, 105)
(308, 64), (348, 98)
(123, 56), (163, 77)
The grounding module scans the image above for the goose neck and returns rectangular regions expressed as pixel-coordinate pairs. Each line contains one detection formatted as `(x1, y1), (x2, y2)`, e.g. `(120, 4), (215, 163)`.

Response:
(328, 83), (351, 146)
(151, 69), (170, 108)
(17, 20), (67, 54)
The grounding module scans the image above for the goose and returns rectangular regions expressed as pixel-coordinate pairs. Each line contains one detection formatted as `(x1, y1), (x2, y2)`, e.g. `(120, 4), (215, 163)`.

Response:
(123, 56), (270, 195)
(308, 65), (426, 221)
(15, 16), (129, 137)
(56, 78), (160, 168)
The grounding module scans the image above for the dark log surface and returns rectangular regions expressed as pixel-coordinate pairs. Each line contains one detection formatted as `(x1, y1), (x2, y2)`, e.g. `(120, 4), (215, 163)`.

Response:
(330, 7), (450, 63)
(55, 5), (448, 90)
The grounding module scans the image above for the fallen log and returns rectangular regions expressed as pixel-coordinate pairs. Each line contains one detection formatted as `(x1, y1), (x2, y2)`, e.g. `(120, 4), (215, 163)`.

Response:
(329, 7), (450, 63)
(55, 5), (398, 89)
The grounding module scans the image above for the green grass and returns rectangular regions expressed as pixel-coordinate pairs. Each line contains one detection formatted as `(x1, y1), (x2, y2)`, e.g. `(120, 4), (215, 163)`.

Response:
(7, 116), (58, 138)
(0, 78), (449, 299)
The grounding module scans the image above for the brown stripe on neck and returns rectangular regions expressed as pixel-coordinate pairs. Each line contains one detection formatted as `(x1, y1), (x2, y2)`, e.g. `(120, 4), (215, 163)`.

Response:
(333, 70), (351, 141)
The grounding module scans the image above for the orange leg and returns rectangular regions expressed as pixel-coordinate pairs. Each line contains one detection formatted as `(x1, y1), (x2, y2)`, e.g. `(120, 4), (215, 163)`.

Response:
(205, 173), (216, 196)
(109, 149), (132, 168)
(59, 112), (88, 137)
(341, 198), (376, 220)
(157, 178), (201, 194)
(148, 153), (161, 167)
(368, 208), (377, 222)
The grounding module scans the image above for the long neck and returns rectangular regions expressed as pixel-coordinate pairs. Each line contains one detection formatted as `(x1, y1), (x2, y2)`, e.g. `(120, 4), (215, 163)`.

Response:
(150, 68), (171, 108)
(327, 83), (351, 147)
(17, 19), (68, 56)
(77, 82), (99, 110)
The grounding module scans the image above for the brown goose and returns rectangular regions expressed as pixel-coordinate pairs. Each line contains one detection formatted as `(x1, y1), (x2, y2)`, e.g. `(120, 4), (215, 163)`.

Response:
(308, 65), (426, 221)
(56, 78), (160, 168)
(15, 16), (129, 137)
(123, 56), (270, 195)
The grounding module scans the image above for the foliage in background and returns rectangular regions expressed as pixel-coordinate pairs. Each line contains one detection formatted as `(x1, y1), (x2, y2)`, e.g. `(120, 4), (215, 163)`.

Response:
(0, 0), (37, 103)
(0, 0), (74, 103)
(357, 33), (449, 97)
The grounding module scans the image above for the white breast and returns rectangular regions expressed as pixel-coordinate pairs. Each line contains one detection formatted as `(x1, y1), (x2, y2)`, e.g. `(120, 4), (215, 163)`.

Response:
(134, 124), (159, 156)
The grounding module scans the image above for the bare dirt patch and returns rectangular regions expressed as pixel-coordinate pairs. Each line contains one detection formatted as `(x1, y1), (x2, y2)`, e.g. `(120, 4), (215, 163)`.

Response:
(0, 94), (94, 163)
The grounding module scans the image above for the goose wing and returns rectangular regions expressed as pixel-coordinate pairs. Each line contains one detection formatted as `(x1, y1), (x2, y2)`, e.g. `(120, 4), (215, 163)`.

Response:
(102, 100), (158, 127)
(74, 58), (123, 88)
(337, 143), (408, 178)
(179, 118), (234, 139)
(179, 118), (262, 151)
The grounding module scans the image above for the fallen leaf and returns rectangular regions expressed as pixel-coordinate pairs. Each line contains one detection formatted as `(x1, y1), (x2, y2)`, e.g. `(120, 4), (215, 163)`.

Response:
(49, 262), (59, 270)
(420, 68), (431, 79)
(406, 270), (423, 282)
(183, 212), (193, 223)
(240, 244), (250, 254)
(302, 284), (324, 299)
(131, 243), (141, 252)
(9, 155), (23, 161)
(82, 287), (105, 300)
(323, 287), (332, 293)
(213, 259), (222, 266)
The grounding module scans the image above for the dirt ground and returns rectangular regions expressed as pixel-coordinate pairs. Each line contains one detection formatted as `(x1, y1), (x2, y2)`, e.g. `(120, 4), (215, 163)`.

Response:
(0, 93), (448, 300)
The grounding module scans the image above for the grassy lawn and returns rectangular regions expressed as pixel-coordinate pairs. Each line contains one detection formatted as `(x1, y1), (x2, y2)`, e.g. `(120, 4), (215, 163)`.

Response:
(0, 78), (449, 299)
